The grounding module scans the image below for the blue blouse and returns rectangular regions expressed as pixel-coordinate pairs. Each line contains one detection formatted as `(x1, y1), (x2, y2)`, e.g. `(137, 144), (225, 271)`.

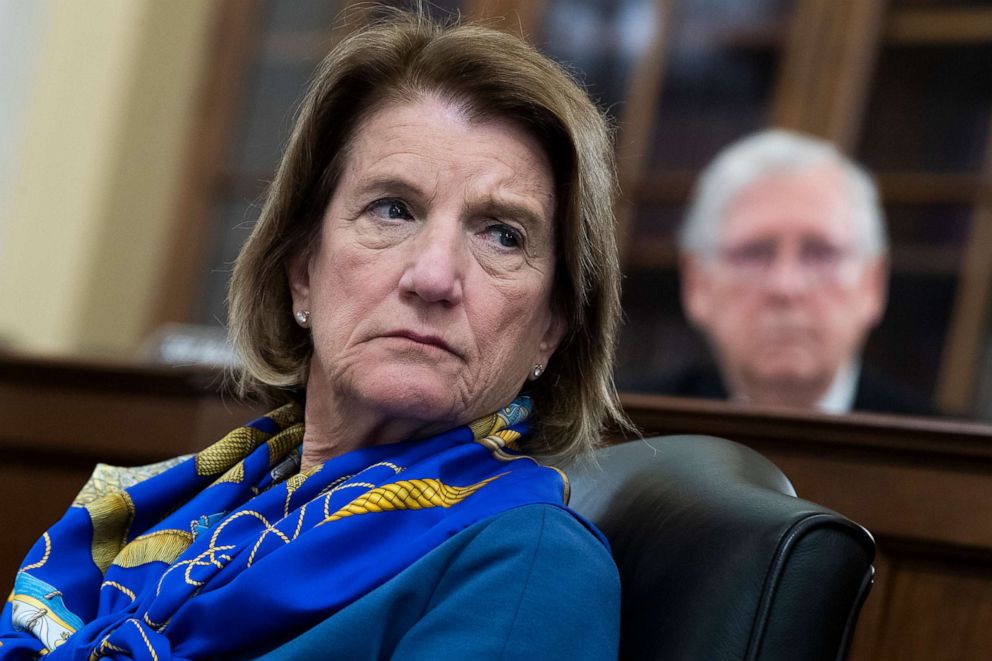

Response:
(254, 504), (620, 660)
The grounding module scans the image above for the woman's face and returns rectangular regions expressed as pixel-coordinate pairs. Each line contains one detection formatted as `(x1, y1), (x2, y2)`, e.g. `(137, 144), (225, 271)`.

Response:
(289, 97), (565, 433)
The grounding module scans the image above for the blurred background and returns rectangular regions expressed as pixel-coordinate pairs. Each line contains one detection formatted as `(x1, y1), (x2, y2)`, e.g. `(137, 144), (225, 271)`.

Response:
(2, 0), (992, 420)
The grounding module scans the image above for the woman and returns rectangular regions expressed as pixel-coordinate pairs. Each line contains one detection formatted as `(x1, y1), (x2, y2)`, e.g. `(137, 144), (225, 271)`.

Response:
(2, 10), (628, 659)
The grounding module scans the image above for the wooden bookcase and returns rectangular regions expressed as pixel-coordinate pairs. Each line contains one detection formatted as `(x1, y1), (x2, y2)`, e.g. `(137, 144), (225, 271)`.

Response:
(155, 0), (992, 418)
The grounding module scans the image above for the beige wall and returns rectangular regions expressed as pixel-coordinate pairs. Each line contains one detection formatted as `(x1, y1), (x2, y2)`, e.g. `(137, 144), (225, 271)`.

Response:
(0, 0), (218, 358)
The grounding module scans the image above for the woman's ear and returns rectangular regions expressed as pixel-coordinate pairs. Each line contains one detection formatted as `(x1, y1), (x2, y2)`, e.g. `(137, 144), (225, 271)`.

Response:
(286, 249), (312, 313)
(537, 309), (568, 366)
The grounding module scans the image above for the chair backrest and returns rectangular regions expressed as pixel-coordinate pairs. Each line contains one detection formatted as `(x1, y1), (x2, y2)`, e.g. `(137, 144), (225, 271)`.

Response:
(567, 436), (875, 661)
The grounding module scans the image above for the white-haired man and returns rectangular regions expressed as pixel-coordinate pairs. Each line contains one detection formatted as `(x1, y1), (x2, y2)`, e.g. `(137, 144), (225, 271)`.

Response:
(664, 129), (929, 414)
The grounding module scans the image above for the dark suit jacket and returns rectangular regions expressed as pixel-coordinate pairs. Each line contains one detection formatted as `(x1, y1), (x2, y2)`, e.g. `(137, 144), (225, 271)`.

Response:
(640, 364), (936, 417)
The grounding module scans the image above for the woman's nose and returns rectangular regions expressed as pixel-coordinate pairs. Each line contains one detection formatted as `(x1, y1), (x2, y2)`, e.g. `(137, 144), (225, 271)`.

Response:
(397, 219), (465, 305)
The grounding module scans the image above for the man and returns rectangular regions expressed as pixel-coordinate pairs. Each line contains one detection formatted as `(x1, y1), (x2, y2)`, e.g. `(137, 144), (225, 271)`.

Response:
(662, 129), (930, 414)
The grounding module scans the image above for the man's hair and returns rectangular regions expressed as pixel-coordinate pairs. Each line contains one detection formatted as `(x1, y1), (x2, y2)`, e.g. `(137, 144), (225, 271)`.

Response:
(679, 129), (887, 257)
(227, 9), (630, 464)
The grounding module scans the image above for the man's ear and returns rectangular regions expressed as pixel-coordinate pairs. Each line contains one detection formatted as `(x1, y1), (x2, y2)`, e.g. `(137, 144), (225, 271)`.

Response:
(681, 254), (714, 328)
(861, 256), (889, 328)
(286, 249), (312, 313)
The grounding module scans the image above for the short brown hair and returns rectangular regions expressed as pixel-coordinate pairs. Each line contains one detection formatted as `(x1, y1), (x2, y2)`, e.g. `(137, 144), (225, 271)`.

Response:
(228, 9), (629, 464)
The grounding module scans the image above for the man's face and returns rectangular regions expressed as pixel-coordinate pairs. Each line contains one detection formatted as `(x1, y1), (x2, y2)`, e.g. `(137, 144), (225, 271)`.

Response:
(682, 165), (887, 406)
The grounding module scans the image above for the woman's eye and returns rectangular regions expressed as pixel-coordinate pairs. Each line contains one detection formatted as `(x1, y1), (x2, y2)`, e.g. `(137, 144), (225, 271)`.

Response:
(485, 223), (523, 249)
(369, 199), (413, 221)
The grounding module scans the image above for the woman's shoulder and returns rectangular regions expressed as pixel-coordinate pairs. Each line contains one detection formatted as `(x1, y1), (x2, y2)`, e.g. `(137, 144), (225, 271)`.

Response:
(443, 502), (620, 605)
(454, 503), (613, 567)
(386, 503), (618, 606)
(404, 504), (622, 658)
(71, 455), (192, 506)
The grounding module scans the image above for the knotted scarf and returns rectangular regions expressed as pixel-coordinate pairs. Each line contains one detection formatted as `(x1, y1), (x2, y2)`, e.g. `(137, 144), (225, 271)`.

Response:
(1, 396), (576, 659)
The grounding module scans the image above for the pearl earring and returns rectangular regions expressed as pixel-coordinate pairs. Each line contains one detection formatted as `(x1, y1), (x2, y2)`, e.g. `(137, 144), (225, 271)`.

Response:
(530, 364), (544, 381)
(295, 310), (311, 328)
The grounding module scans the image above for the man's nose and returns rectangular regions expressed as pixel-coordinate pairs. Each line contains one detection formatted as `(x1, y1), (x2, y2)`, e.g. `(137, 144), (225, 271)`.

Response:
(397, 217), (465, 305)
(764, 250), (809, 297)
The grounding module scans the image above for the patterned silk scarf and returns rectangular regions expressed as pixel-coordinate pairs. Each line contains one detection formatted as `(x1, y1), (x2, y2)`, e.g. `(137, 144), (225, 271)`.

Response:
(1, 396), (575, 659)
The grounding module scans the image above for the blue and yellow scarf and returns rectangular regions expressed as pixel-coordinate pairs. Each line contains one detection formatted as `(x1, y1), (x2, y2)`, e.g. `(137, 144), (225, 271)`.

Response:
(1, 396), (576, 659)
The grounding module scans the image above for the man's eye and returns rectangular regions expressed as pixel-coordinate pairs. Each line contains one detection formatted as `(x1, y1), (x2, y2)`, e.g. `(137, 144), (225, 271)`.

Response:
(486, 223), (523, 249)
(726, 243), (774, 267)
(802, 241), (843, 265)
(369, 199), (413, 221)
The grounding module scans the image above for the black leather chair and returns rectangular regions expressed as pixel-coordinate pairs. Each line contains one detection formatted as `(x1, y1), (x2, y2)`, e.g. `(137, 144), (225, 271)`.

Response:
(568, 436), (875, 661)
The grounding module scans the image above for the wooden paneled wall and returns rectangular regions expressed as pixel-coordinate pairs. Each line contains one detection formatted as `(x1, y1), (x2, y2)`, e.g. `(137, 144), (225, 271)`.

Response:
(2, 357), (990, 659)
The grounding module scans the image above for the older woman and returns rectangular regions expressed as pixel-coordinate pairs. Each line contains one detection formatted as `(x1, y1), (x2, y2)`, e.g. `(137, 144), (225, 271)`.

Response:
(2, 10), (628, 659)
